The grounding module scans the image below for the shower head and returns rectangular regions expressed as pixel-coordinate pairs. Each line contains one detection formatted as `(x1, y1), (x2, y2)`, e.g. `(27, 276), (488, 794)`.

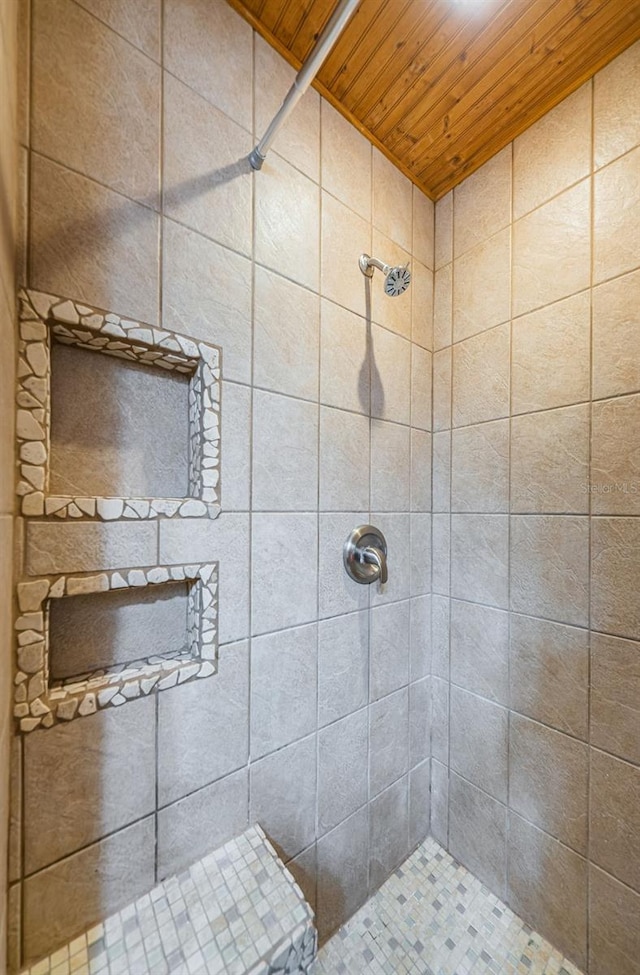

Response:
(359, 254), (411, 297)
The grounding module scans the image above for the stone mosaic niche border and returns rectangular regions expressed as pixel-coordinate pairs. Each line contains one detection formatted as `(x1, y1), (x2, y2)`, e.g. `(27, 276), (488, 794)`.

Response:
(14, 562), (218, 734)
(16, 289), (221, 521)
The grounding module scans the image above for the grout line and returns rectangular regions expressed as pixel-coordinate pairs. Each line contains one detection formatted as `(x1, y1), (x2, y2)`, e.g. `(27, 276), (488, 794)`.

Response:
(586, 72), (596, 970)
(505, 134), (514, 903)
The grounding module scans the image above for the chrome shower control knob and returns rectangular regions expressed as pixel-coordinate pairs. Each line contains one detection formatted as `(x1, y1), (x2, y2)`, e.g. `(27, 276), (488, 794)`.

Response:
(344, 525), (388, 585)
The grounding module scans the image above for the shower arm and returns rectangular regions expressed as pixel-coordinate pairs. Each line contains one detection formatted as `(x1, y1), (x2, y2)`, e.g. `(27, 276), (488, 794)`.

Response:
(359, 255), (393, 278)
(249, 0), (360, 171)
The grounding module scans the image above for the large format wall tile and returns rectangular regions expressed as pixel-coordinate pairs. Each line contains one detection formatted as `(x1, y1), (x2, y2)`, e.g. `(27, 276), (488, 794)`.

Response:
(163, 74), (252, 257)
(590, 632), (640, 765)
(249, 736), (317, 862)
(370, 599), (410, 702)
(409, 678), (430, 768)
(430, 759), (449, 846)
(162, 218), (252, 383)
(320, 299), (369, 415)
(164, 0), (252, 130)
(433, 263), (452, 351)
(318, 710), (368, 836)
(409, 759), (431, 850)
(370, 419), (410, 512)
(511, 291), (590, 415)
(411, 345), (432, 432)
(594, 145), (640, 284)
(24, 697), (155, 873)
(372, 149), (412, 253)
(250, 626), (317, 761)
(23, 818), (156, 967)
(369, 775), (409, 892)
(26, 521), (156, 576)
(319, 407), (370, 511)
(257, 151), (321, 289)
(591, 394), (640, 514)
(594, 39), (640, 169)
(75, 0), (160, 59)
(510, 515), (589, 626)
(321, 101), (371, 223)
(589, 864), (640, 975)
(369, 687), (409, 798)
(592, 269), (640, 400)
(371, 325), (411, 425)
(317, 806), (369, 942)
(507, 813), (587, 970)
(412, 185), (435, 271)
(509, 714), (588, 854)
(509, 615), (589, 739)
(158, 644), (249, 807)
(512, 180), (590, 317)
(321, 192), (370, 318)
(450, 600), (509, 705)
(453, 146), (511, 258)
(33, 0), (160, 206)
(251, 514), (318, 635)
(448, 772), (507, 897)
(449, 686), (508, 803)
(450, 514), (509, 609)
(254, 266), (319, 401)
(452, 324), (510, 427)
(252, 391), (318, 511)
(431, 596), (449, 680)
(451, 419), (509, 513)
(157, 770), (249, 880)
(30, 155), (160, 324)
(318, 611), (369, 727)
(435, 191), (453, 269)
(410, 595), (431, 681)
(591, 517), (640, 639)
(453, 228), (511, 343)
(590, 749), (640, 893)
(510, 405), (589, 514)
(513, 83), (591, 219)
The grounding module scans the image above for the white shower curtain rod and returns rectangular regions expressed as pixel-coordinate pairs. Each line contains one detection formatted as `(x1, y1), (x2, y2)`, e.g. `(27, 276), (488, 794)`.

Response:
(249, 0), (360, 170)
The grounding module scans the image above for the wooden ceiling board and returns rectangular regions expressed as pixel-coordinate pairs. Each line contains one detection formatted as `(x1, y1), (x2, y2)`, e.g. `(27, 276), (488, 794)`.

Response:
(418, 1), (640, 192)
(227, 0), (640, 199)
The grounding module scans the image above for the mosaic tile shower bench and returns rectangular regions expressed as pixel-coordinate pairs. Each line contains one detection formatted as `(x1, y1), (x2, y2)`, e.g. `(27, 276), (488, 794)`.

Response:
(19, 825), (317, 975)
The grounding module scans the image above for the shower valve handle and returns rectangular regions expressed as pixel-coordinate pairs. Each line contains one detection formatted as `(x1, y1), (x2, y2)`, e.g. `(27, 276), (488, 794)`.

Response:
(344, 525), (388, 586)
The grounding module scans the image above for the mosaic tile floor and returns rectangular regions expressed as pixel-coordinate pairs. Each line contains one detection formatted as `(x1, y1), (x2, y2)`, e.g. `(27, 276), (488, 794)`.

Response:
(20, 825), (315, 975)
(314, 837), (584, 975)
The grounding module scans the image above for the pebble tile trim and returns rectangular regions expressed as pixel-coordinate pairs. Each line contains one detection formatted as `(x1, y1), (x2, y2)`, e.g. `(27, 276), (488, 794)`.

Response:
(19, 825), (316, 975)
(16, 289), (221, 521)
(14, 562), (218, 733)
(314, 836), (584, 975)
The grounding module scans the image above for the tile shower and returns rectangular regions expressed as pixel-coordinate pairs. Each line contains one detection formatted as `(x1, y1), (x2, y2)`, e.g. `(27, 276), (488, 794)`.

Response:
(0, 2), (637, 975)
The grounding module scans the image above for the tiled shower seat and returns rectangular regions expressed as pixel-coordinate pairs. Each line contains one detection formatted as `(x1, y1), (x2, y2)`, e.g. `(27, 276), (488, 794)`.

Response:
(20, 825), (316, 975)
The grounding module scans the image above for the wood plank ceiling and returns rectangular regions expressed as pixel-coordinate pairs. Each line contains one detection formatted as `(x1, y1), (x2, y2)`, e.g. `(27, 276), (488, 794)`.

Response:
(227, 0), (640, 199)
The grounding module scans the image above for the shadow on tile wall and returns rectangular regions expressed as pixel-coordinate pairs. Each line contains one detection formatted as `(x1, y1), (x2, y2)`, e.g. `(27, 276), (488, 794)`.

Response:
(431, 40), (640, 975)
(9, 0), (434, 967)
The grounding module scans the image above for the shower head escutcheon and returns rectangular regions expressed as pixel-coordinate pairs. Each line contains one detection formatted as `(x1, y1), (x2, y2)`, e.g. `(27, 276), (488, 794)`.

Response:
(359, 254), (411, 297)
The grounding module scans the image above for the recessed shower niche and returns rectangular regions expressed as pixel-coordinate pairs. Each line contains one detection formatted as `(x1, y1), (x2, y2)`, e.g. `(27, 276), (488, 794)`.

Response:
(14, 562), (218, 734)
(15, 289), (221, 520)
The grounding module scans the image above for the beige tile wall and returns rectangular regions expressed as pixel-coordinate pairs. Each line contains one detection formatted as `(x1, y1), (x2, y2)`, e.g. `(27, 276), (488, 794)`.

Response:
(10, 0), (434, 966)
(0, 0), (19, 971)
(431, 40), (640, 975)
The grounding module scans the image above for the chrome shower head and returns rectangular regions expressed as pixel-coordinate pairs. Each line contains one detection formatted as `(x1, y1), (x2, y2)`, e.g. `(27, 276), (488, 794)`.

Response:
(359, 254), (411, 297)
